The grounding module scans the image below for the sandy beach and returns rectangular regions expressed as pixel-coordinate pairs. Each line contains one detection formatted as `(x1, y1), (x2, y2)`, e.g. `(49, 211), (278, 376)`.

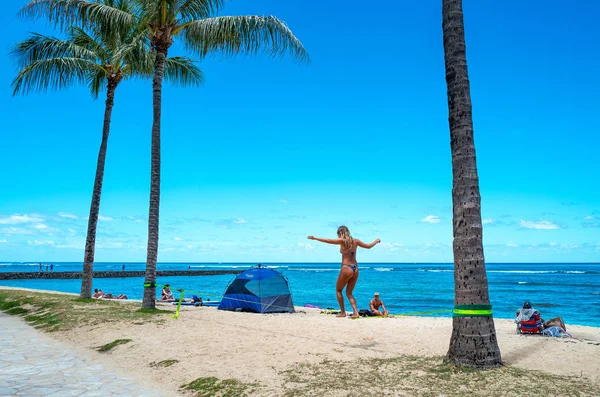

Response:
(2, 287), (600, 396)
(58, 304), (600, 395)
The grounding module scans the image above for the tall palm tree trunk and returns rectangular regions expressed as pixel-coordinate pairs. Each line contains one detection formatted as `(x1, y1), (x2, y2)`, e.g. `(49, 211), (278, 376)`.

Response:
(142, 46), (168, 309)
(442, 0), (502, 368)
(80, 80), (118, 298)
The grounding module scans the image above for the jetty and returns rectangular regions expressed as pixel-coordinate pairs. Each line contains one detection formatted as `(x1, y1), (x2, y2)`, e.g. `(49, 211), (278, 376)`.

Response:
(0, 270), (241, 281)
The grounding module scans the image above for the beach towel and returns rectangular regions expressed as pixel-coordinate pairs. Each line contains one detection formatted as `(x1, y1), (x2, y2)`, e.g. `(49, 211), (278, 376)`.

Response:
(542, 326), (572, 338)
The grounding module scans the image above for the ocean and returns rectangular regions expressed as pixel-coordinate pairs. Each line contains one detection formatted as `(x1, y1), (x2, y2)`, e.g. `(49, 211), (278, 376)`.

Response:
(1, 262), (598, 327)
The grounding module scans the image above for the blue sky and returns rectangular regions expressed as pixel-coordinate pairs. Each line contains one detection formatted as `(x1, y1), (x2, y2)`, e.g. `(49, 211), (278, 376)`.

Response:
(0, 0), (599, 263)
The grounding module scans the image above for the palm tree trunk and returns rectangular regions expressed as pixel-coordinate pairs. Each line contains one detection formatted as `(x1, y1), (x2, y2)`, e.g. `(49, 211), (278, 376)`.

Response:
(142, 46), (168, 309)
(442, 0), (502, 368)
(79, 80), (118, 298)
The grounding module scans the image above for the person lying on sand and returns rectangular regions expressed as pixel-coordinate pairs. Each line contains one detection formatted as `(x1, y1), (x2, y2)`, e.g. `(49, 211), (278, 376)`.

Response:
(161, 284), (174, 301)
(369, 292), (389, 316)
(101, 293), (128, 300)
(308, 226), (381, 319)
(92, 289), (103, 299)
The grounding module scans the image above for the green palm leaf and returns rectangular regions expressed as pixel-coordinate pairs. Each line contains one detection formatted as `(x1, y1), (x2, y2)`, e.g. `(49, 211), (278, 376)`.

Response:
(12, 57), (100, 95)
(181, 15), (309, 63)
(12, 32), (97, 67)
(20, 0), (138, 37)
(163, 56), (204, 86)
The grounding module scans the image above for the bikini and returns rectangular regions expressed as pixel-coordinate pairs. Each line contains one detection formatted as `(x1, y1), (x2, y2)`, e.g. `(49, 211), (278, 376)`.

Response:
(341, 241), (358, 273)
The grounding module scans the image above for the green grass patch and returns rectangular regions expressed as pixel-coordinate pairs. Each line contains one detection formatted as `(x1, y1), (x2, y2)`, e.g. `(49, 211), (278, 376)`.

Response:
(280, 355), (600, 397)
(5, 307), (29, 315)
(0, 290), (171, 332)
(181, 377), (257, 397)
(97, 338), (132, 352)
(150, 359), (179, 368)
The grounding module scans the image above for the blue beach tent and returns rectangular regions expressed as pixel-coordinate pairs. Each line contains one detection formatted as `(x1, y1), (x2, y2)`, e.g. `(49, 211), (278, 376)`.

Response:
(218, 265), (294, 313)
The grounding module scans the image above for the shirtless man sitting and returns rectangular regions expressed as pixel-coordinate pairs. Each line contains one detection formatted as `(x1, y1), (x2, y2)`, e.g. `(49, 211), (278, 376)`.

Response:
(369, 292), (388, 316)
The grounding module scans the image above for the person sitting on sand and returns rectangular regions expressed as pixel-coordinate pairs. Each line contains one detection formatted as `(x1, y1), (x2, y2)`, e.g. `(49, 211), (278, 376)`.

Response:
(516, 301), (568, 332)
(161, 284), (174, 301)
(308, 226), (381, 319)
(369, 292), (389, 316)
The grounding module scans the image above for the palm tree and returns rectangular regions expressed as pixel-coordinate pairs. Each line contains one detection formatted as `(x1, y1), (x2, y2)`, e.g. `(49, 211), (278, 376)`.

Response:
(136, 0), (309, 309)
(21, 0), (308, 309)
(14, 1), (204, 299)
(441, 0), (502, 368)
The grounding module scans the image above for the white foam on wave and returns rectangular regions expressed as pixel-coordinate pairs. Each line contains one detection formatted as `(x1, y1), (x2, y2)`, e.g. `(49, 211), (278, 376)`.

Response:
(517, 281), (528, 285)
(289, 268), (338, 272)
(373, 268), (393, 272)
(418, 269), (452, 273)
(565, 271), (585, 274)
(488, 270), (556, 274)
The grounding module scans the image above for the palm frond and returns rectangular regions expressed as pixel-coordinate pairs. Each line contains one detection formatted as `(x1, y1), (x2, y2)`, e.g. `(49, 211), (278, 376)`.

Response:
(181, 15), (309, 63)
(89, 67), (108, 98)
(175, 0), (223, 22)
(11, 57), (100, 96)
(163, 56), (204, 86)
(69, 27), (109, 62)
(12, 32), (97, 68)
(20, 0), (137, 38)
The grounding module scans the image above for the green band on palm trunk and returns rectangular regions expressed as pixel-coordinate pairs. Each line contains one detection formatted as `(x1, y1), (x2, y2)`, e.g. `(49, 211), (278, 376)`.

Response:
(453, 304), (492, 317)
(143, 283), (158, 288)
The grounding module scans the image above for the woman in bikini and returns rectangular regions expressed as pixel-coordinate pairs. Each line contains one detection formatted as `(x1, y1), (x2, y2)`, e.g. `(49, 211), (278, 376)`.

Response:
(308, 226), (381, 318)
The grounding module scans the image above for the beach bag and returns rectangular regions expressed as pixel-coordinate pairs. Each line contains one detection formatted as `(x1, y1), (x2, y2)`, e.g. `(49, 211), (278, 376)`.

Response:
(359, 309), (374, 317)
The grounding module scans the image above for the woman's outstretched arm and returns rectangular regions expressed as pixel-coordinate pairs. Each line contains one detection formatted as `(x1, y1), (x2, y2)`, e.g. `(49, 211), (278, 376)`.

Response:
(307, 236), (342, 245)
(356, 238), (381, 249)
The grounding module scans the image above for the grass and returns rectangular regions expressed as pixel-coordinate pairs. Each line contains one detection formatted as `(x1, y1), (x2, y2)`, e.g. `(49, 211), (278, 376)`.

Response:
(181, 377), (258, 397)
(280, 355), (600, 397)
(0, 290), (171, 332)
(97, 338), (132, 352)
(150, 359), (179, 368)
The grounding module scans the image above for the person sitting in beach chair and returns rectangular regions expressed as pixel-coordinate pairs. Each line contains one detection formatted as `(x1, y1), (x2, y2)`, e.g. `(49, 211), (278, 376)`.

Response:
(515, 301), (569, 335)
(161, 284), (175, 301)
(369, 292), (388, 316)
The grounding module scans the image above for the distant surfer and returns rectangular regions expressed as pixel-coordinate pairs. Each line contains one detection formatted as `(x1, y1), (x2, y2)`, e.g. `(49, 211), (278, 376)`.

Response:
(308, 226), (380, 318)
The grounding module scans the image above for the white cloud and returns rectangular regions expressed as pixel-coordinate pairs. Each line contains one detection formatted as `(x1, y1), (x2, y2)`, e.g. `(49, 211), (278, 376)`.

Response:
(0, 214), (44, 225)
(584, 215), (595, 221)
(28, 240), (55, 246)
(279, 200), (288, 203)
(233, 218), (248, 224)
(297, 242), (315, 250)
(550, 242), (558, 246)
(506, 242), (519, 247)
(58, 212), (79, 220)
(0, 239), (7, 243)
(520, 219), (560, 230)
(482, 218), (494, 225)
(174, 237), (182, 241)
(33, 224), (48, 230)
(0, 227), (33, 235)
(98, 215), (113, 222)
(421, 215), (441, 224)
(56, 243), (81, 249)
(383, 242), (405, 251)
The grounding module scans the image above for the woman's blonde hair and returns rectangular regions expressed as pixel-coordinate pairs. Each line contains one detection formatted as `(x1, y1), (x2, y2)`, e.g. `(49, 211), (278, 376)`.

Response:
(337, 226), (353, 250)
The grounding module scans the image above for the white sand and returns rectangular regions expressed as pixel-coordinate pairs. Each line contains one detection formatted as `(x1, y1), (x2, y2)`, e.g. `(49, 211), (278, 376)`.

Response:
(4, 287), (599, 396)
(57, 305), (600, 396)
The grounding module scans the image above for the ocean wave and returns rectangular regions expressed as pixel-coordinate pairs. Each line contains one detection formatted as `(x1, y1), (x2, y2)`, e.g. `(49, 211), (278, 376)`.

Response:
(373, 268), (393, 272)
(489, 270), (557, 274)
(288, 268), (338, 272)
(418, 269), (453, 273)
(517, 282), (528, 285)
(564, 271), (585, 274)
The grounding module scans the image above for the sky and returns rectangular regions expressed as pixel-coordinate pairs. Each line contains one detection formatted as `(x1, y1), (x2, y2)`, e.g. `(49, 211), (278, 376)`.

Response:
(0, 0), (599, 263)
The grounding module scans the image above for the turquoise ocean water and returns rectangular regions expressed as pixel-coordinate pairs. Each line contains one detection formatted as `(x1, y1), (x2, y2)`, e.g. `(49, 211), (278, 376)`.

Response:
(1, 262), (598, 327)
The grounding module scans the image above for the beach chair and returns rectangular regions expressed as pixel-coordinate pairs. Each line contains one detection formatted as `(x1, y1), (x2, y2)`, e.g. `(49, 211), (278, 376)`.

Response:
(516, 309), (544, 334)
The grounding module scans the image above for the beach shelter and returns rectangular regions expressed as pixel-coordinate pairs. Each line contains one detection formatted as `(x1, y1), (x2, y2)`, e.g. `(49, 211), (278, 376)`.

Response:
(218, 265), (294, 313)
